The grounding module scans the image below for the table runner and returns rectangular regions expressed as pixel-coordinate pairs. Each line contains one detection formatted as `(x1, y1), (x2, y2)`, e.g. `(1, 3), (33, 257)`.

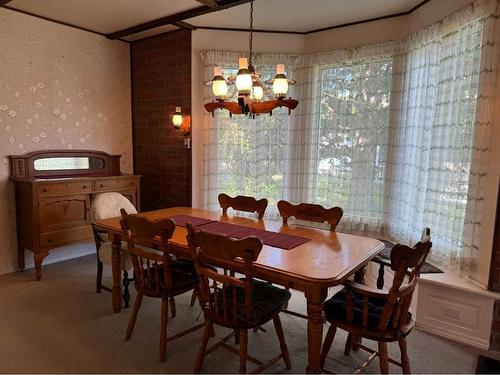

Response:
(168, 215), (309, 250)
(167, 215), (215, 228)
(199, 221), (310, 250)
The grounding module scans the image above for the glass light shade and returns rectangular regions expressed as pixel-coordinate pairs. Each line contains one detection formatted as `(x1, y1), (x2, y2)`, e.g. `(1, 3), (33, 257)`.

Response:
(236, 57), (252, 94)
(273, 77), (288, 98)
(172, 107), (183, 130)
(252, 84), (264, 101)
(236, 72), (252, 94)
(272, 64), (289, 98)
(212, 78), (228, 99)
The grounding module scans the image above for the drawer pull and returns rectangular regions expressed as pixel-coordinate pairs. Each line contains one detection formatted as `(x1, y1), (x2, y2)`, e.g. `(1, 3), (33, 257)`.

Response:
(47, 238), (52, 243)
(43, 188), (48, 193)
(130, 181), (133, 185)
(100, 184), (104, 188)
(83, 185), (87, 189)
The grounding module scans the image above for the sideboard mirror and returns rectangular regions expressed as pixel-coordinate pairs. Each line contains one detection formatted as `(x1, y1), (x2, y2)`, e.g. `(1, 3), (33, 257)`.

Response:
(10, 150), (121, 179)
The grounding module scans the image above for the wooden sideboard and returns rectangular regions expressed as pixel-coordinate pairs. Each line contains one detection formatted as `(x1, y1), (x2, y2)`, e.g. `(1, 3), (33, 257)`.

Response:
(10, 150), (141, 280)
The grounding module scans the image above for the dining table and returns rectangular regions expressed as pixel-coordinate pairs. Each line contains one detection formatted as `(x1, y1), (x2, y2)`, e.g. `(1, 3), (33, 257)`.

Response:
(94, 206), (384, 373)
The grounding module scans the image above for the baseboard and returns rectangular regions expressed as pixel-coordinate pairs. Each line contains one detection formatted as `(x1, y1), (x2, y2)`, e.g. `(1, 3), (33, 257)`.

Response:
(0, 243), (96, 276)
(416, 321), (490, 350)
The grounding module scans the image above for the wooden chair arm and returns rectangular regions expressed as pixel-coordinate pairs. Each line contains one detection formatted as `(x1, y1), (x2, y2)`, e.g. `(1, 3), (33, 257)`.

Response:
(343, 280), (389, 299)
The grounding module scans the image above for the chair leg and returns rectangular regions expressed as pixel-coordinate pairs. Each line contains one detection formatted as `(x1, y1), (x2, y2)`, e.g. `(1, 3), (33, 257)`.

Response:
(398, 338), (411, 374)
(320, 324), (337, 368)
(194, 321), (213, 373)
(273, 315), (292, 369)
(190, 289), (197, 307)
(96, 260), (103, 293)
(122, 270), (130, 308)
(378, 341), (389, 374)
(126, 292), (143, 341)
(160, 297), (169, 362)
(352, 334), (362, 351)
(283, 286), (291, 309)
(239, 329), (248, 374)
(344, 332), (354, 355)
(234, 329), (240, 345)
(169, 296), (176, 318)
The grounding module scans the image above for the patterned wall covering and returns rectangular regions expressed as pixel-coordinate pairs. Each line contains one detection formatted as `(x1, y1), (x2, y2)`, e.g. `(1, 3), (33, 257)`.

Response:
(0, 8), (132, 275)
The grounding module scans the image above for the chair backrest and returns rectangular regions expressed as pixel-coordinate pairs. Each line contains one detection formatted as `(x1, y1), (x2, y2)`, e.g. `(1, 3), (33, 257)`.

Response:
(346, 230), (432, 333)
(120, 209), (176, 294)
(90, 192), (137, 223)
(218, 193), (268, 219)
(186, 222), (263, 325)
(277, 200), (343, 231)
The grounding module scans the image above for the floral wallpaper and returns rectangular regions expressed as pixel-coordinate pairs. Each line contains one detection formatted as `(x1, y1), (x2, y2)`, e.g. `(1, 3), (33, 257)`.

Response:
(0, 8), (132, 275)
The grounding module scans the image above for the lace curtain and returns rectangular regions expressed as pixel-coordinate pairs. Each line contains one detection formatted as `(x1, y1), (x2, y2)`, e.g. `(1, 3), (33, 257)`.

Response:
(199, 0), (499, 277)
(386, 0), (499, 274)
(291, 44), (399, 234)
(201, 51), (298, 219)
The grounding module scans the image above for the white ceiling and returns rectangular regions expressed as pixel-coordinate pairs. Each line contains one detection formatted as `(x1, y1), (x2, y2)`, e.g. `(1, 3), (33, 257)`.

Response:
(187, 0), (423, 32)
(5, 0), (424, 40)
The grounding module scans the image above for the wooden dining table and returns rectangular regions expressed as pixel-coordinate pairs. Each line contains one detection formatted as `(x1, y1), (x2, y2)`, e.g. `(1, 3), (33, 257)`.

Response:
(94, 206), (384, 373)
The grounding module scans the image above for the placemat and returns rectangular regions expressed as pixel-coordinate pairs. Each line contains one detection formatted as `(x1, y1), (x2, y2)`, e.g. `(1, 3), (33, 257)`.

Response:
(167, 215), (216, 228)
(198, 221), (310, 250)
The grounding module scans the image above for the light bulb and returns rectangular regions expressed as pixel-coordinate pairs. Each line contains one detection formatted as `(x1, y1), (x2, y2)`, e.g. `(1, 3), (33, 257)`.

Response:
(172, 107), (183, 130)
(211, 66), (228, 100)
(236, 57), (252, 95)
(272, 64), (289, 99)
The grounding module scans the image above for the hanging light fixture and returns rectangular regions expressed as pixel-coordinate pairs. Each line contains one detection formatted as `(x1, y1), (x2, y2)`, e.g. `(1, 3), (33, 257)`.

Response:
(204, 0), (298, 117)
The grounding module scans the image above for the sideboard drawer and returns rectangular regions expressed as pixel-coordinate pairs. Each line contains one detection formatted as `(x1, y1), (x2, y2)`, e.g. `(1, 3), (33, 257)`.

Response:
(94, 178), (138, 191)
(37, 181), (91, 197)
(40, 225), (93, 249)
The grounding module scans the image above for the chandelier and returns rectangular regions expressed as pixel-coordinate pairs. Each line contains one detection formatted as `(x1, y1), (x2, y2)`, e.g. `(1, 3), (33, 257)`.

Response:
(204, 0), (298, 118)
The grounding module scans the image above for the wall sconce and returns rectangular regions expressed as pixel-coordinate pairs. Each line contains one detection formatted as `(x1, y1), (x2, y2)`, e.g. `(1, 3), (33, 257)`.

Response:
(172, 107), (191, 149)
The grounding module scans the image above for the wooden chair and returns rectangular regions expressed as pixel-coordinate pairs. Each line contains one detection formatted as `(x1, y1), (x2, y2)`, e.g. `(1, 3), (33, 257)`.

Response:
(319, 233), (432, 374)
(277, 200), (343, 231)
(120, 210), (204, 362)
(218, 193), (268, 219)
(90, 192), (136, 307)
(186, 223), (292, 373)
(277, 200), (343, 316)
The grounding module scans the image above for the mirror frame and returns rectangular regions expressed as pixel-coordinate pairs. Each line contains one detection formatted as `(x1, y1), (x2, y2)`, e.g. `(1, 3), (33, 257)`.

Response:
(9, 150), (121, 179)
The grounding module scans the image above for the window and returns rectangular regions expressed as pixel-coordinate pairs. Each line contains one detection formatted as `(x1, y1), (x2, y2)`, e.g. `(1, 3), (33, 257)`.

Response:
(208, 67), (290, 218)
(315, 60), (392, 228)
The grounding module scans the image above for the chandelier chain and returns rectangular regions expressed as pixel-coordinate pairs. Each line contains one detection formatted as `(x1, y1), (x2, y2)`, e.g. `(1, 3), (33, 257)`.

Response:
(248, 0), (254, 66)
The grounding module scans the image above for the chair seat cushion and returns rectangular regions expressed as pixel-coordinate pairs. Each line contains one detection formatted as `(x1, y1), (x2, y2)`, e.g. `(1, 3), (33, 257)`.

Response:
(215, 279), (291, 325)
(144, 259), (198, 294)
(98, 241), (133, 271)
(324, 289), (411, 331)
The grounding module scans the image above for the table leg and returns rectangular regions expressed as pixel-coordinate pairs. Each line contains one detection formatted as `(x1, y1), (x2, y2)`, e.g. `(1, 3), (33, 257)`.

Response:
(111, 233), (122, 313)
(305, 287), (327, 373)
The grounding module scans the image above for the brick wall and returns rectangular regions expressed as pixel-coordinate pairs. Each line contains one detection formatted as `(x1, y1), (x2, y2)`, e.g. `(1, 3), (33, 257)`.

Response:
(131, 30), (192, 210)
(489, 184), (500, 349)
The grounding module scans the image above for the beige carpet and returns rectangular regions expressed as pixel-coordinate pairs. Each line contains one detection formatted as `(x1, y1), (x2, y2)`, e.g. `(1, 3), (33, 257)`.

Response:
(0, 255), (480, 373)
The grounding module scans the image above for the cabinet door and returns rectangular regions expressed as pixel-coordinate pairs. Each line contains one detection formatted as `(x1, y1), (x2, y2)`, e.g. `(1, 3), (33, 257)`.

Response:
(38, 194), (91, 232)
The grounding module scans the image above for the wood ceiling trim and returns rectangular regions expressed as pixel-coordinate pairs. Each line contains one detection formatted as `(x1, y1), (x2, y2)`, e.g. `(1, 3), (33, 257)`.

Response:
(106, 0), (252, 40)
(1, 4), (130, 41)
(0, 0), (13, 5)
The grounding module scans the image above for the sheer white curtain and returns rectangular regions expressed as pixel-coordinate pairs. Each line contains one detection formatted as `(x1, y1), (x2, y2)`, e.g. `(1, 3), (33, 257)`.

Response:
(201, 51), (297, 219)
(198, 0), (499, 277)
(291, 44), (400, 234)
(386, 0), (499, 274)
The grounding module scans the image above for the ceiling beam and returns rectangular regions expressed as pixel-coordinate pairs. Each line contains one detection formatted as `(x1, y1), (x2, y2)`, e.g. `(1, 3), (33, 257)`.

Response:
(0, 0), (13, 6)
(106, 0), (251, 40)
(173, 21), (198, 30)
(195, 0), (218, 8)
